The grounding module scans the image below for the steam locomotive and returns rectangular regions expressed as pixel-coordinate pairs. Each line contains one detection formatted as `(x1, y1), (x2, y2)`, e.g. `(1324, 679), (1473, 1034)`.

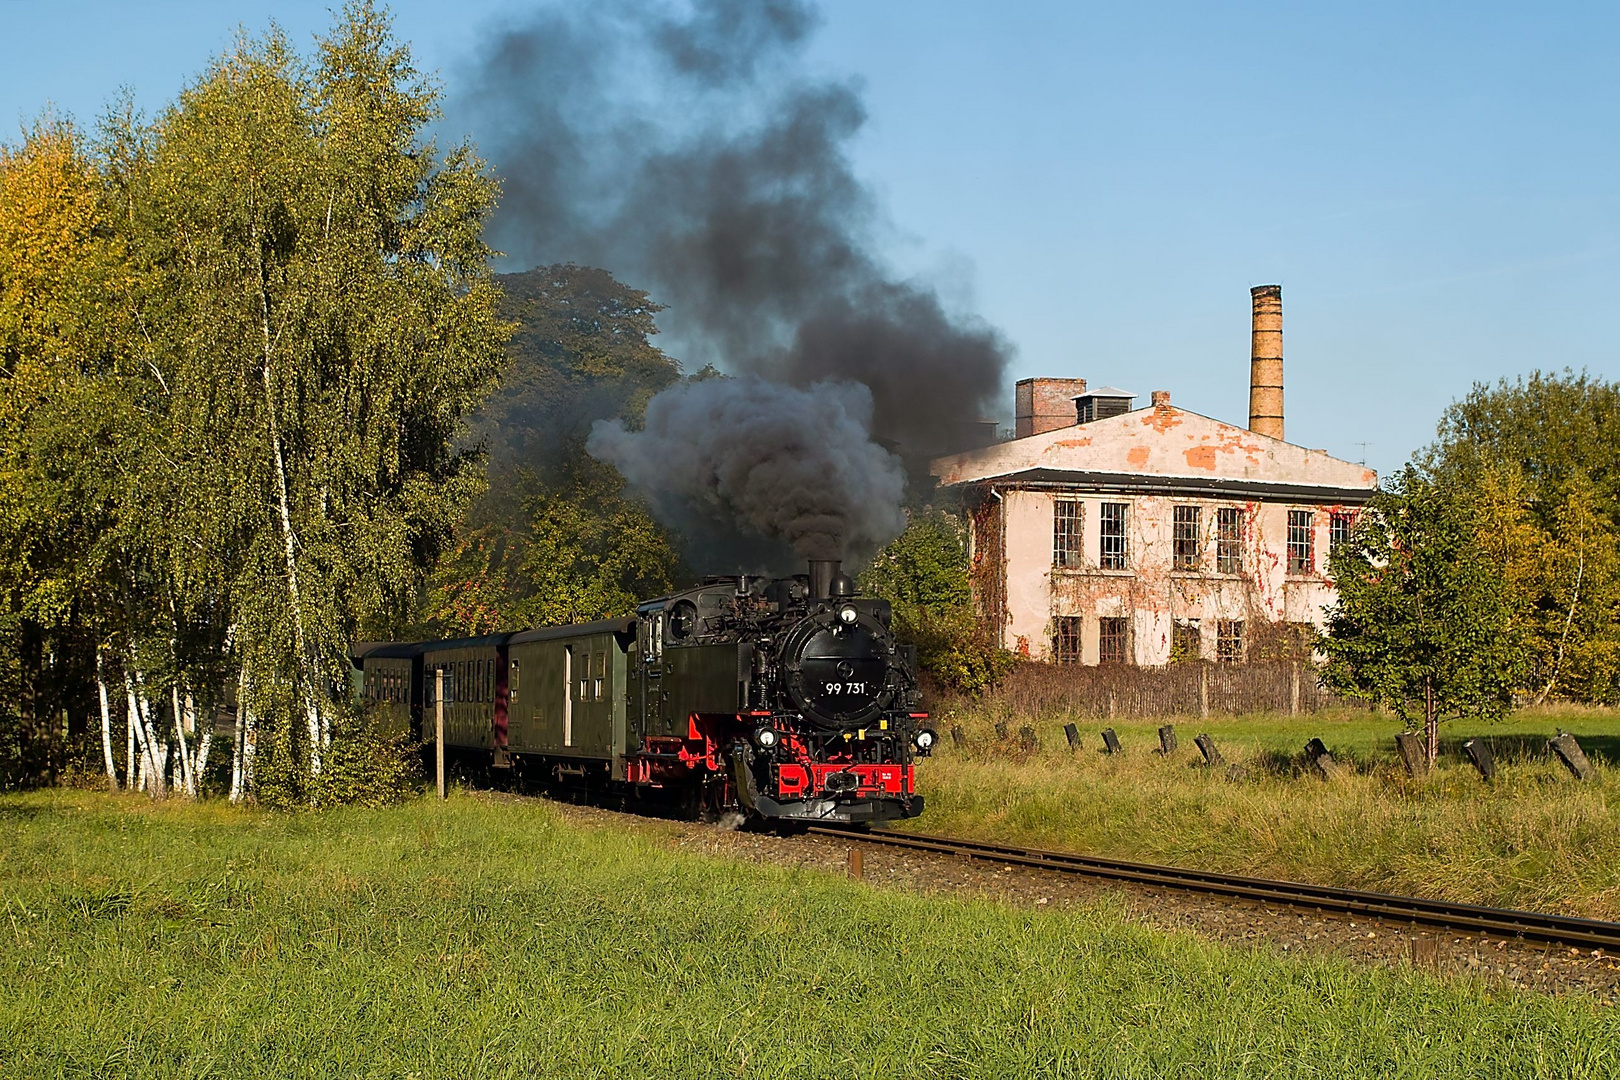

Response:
(349, 559), (933, 825)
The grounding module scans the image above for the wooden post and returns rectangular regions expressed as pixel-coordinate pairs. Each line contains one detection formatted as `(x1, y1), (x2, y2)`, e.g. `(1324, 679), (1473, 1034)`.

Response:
(1199, 663), (1210, 719)
(435, 666), (446, 801)
(847, 848), (863, 879)
(1290, 662), (1301, 716)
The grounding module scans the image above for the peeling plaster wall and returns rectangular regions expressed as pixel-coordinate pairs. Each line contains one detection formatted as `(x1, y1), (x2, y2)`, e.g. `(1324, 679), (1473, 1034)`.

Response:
(990, 489), (1355, 664)
(1001, 490), (1055, 659)
(941, 400), (1375, 666)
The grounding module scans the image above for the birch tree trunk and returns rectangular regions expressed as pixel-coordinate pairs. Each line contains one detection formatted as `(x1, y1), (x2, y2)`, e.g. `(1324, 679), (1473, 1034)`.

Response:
(187, 693), (212, 797)
(126, 678), (160, 797)
(258, 296), (324, 779)
(96, 656), (117, 790)
(230, 668), (246, 802)
(171, 684), (196, 798)
(237, 668), (258, 802)
(125, 690), (136, 791)
(129, 675), (166, 798)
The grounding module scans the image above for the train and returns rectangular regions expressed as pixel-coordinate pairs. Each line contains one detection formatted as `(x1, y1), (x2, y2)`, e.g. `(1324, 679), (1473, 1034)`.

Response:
(349, 559), (935, 825)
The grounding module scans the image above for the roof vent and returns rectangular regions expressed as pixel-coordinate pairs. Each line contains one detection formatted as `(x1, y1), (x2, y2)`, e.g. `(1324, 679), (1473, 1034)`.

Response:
(1074, 387), (1136, 424)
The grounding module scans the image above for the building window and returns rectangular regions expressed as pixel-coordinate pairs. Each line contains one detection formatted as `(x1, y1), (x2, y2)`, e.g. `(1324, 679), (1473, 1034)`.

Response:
(1173, 505), (1201, 571)
(1216, 507), (1244, 574)
(1053, 499), (1084, 568)
(1217, 620), (1245, 663)
(1098, 617), (1130, 664)
(1053, 617), (1083, 664)
(1330, 511), (1355, 558)
(1287, 510), (1315, 575)
(1099, 502), (1128, 570)
(1171, 620), (1201, 663)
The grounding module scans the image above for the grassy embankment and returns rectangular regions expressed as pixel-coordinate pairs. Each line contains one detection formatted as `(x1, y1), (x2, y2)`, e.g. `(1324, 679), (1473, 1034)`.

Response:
(910, 704), (1620, 919)
(1, 790), (1617, 1079)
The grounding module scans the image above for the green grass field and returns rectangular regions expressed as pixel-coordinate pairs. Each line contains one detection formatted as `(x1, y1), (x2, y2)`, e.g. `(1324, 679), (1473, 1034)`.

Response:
(909, 706), (1620, 918)
(2, 790), (1618, 1078)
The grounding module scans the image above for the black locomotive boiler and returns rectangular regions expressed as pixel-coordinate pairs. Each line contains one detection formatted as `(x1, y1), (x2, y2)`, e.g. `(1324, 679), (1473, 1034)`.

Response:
(350, 559), (935, 825)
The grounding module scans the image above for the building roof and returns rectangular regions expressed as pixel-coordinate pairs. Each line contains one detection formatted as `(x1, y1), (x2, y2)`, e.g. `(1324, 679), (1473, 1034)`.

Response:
(1074, 386), (1135, 399)
(930, 402), (1377, 495)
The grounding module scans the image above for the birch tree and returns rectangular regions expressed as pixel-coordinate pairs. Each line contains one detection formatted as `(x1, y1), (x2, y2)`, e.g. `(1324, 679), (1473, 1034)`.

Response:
(121, 2), (506, 799)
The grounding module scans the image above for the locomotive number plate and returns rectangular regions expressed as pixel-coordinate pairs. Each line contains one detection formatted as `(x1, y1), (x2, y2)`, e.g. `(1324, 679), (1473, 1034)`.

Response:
(824, 682), (869, 695)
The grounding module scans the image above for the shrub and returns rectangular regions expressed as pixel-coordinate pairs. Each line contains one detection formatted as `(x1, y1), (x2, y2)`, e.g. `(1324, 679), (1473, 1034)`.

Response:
(255, 705), (420, 810)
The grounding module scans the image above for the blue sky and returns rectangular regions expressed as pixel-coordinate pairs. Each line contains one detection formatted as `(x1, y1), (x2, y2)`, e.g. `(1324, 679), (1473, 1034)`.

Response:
(3, 1), (1615, 477)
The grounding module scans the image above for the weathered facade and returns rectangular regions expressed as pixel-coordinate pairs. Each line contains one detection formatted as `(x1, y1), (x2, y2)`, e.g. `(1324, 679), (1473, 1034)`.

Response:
(930, 287), (1377, 665)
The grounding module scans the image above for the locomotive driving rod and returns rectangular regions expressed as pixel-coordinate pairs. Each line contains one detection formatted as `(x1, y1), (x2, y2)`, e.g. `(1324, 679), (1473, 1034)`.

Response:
(807, 826), (1620, 951)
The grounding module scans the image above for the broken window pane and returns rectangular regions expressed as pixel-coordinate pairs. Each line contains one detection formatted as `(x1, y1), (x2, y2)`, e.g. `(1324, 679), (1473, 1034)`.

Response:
(1288, 510), (1315, 575)
(1099, 617), (1130, 664)
(1100, 502), (1128, 570)
(1172, 620), (1201, 662)
(1173, 505), (1201, 570)
(1052, 499), (1084, 568)
(1216, 507), (1244, 574)
(1053, 616), (1083, 664)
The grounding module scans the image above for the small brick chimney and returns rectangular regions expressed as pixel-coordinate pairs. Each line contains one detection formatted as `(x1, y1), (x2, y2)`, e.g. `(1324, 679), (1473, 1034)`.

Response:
(1015, 377), (1088, 438)
(1151, 390), (1170, 409)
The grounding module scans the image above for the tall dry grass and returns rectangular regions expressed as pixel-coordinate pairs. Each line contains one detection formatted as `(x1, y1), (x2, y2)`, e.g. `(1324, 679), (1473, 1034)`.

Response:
(910, 704), (1620, 919)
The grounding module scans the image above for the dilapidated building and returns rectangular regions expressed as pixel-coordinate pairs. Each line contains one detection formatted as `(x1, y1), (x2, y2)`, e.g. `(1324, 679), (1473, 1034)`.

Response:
(929, 286), (1377, 665)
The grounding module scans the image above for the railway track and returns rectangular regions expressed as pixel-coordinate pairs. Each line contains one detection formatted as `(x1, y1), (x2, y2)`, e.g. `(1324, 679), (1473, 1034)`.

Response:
(807, 825), (1620, 951)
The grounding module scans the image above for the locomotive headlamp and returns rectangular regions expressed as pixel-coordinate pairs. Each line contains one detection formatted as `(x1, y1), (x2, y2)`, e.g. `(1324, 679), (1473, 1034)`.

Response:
(914, 728), (938, 753)
(837, 604), (858, 625)
(755, 727), (780, 750)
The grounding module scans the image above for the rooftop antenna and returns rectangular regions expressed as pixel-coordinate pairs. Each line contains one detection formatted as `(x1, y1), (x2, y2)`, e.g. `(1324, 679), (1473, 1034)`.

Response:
(1355, 441), (1372, 466)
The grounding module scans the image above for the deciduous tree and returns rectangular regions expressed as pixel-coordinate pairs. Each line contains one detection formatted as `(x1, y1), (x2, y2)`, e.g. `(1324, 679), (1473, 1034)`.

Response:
(1321, 467), (1524, 766)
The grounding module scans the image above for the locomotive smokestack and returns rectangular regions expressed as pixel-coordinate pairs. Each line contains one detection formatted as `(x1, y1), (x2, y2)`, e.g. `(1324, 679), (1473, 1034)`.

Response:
(1248, 284), (1284, 440)
(809, 559), (840, 600)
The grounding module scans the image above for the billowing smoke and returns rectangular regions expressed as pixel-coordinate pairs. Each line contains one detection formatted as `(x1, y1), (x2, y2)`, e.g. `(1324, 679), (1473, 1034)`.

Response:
(588, 377), (906, 562)
(457, 0), (1011, 563)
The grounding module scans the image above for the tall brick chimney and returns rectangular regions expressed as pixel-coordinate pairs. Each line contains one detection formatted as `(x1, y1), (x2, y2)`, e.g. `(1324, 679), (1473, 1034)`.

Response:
(1248, 285), (1284, 440)
(1015, 377), (1088, 438)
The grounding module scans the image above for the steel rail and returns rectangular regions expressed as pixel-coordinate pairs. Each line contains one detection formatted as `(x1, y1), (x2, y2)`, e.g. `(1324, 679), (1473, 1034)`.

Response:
(807, 826), (1620, 950)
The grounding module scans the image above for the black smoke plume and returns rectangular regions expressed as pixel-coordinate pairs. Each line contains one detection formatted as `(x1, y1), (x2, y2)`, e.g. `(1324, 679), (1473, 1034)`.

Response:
(589, 376), (906, 562)
(458, 0), (1010, 562)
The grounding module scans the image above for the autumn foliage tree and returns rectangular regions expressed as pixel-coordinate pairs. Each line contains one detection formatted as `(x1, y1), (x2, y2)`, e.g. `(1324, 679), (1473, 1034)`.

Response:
(0, 116), (144, 788)
(0, 4), (508, 801)
(1423, 371), (1620, 702)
